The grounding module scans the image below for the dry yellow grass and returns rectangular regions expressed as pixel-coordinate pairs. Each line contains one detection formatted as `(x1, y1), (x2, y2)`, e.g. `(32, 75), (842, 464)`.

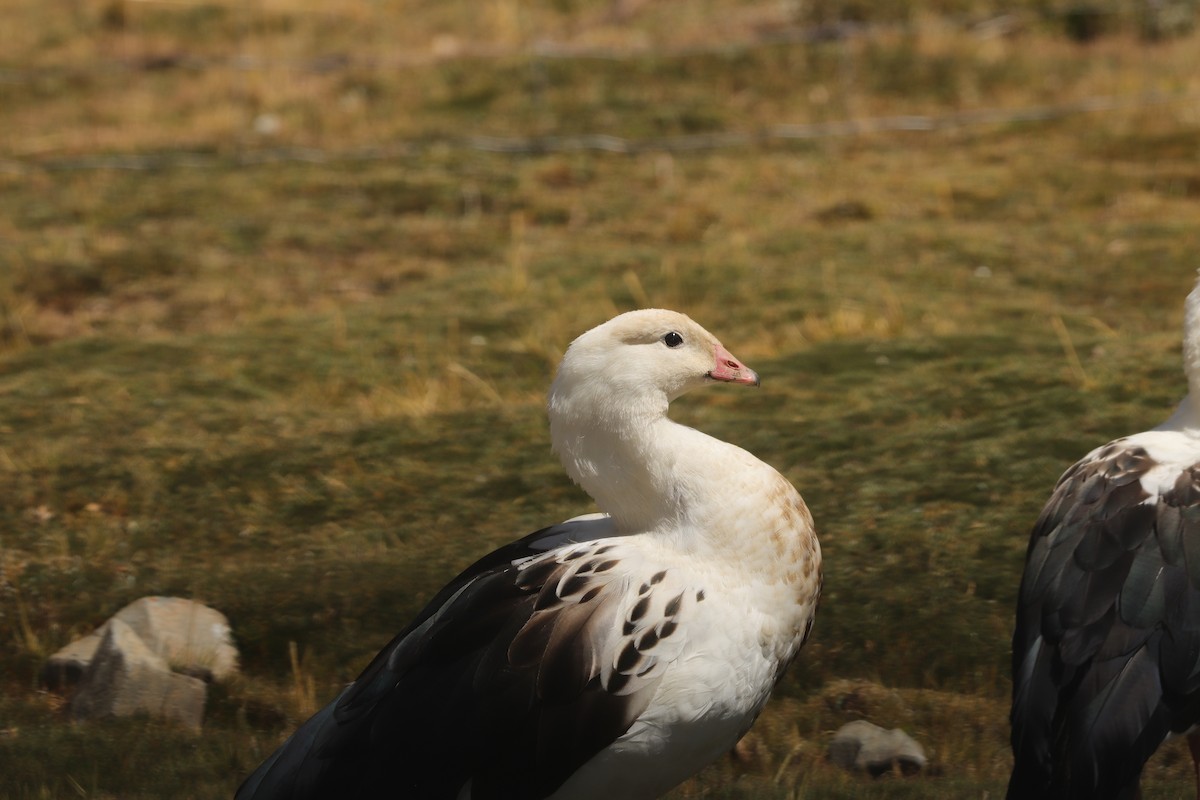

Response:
(4, 2), (1200, 798)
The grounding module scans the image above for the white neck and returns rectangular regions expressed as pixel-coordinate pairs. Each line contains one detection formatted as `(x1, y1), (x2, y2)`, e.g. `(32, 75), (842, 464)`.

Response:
(1158, 393), (1200, 434)
(553, 407), (704, 527)
(549, 389), (775, 550)
(549, 400), (819, 595)
(1183, 278), (1200, 402)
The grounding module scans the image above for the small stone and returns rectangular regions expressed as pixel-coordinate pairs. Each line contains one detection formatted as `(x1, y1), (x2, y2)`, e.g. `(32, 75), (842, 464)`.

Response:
(828, 720), (927, 777)
(253, 113), (281, 136)
(69, 619), (207, 731)
(42, 596), (239, 691)
(111, 596), (239, 681)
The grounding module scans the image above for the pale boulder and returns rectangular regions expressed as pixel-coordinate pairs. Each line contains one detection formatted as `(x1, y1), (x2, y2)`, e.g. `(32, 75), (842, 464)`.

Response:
(42, 596), (238, 689)
(69, 618), (207, 731)
(828, 720), (927, 777)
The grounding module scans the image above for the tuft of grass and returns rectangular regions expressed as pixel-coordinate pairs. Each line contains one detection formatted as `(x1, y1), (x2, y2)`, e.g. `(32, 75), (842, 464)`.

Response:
(287, 641), (317, 718)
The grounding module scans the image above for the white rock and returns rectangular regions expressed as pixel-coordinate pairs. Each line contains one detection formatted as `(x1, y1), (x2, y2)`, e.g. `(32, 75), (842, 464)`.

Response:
(42, 596), (239, 690)
(828, 720), (927, 776)
(69, 618), (207, 731)
(112, 596), (239, 681)
(253, 113), (281, 136)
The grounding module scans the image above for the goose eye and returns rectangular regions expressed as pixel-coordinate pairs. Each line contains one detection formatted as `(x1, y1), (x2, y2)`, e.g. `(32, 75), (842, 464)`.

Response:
(663, 331), (684, 348)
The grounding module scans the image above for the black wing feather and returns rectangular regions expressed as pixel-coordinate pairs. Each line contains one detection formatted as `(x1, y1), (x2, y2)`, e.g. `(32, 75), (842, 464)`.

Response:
(1008, 444), (1200, 800)
(235, 514), (657, 800)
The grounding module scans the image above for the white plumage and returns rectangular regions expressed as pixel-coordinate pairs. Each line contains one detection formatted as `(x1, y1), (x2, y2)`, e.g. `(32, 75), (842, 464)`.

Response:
(237, 309), (821, 800)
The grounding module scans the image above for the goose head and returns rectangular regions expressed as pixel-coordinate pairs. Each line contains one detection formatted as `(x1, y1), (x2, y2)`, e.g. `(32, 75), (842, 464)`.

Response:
(548, 308), (757, 434)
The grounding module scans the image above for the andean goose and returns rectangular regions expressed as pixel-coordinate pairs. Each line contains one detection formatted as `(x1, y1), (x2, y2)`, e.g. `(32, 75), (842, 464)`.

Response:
(1009, 277), (1200, 799)
(236, 308), (822, 800)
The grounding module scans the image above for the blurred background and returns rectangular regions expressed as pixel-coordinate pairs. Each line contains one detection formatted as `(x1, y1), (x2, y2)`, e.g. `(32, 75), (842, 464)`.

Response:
(2, 1), (1200, 797)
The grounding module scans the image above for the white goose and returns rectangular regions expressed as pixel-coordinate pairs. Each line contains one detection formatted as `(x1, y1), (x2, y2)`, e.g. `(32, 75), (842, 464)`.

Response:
(1009, 277), (1200, 799)
(236, 309), (821, 800)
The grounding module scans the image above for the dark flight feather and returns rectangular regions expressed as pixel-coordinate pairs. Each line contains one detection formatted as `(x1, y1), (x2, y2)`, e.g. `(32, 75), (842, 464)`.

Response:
(235, 515), (680, 800)
(1008, 442), (1200, 799)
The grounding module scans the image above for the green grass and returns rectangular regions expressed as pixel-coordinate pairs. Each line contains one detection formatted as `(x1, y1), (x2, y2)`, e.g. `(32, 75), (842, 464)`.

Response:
(3, 1), (1200, 797)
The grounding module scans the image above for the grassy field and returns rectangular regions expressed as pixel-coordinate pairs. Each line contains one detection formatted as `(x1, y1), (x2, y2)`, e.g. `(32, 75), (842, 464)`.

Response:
(3, 0), (1200, 797)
